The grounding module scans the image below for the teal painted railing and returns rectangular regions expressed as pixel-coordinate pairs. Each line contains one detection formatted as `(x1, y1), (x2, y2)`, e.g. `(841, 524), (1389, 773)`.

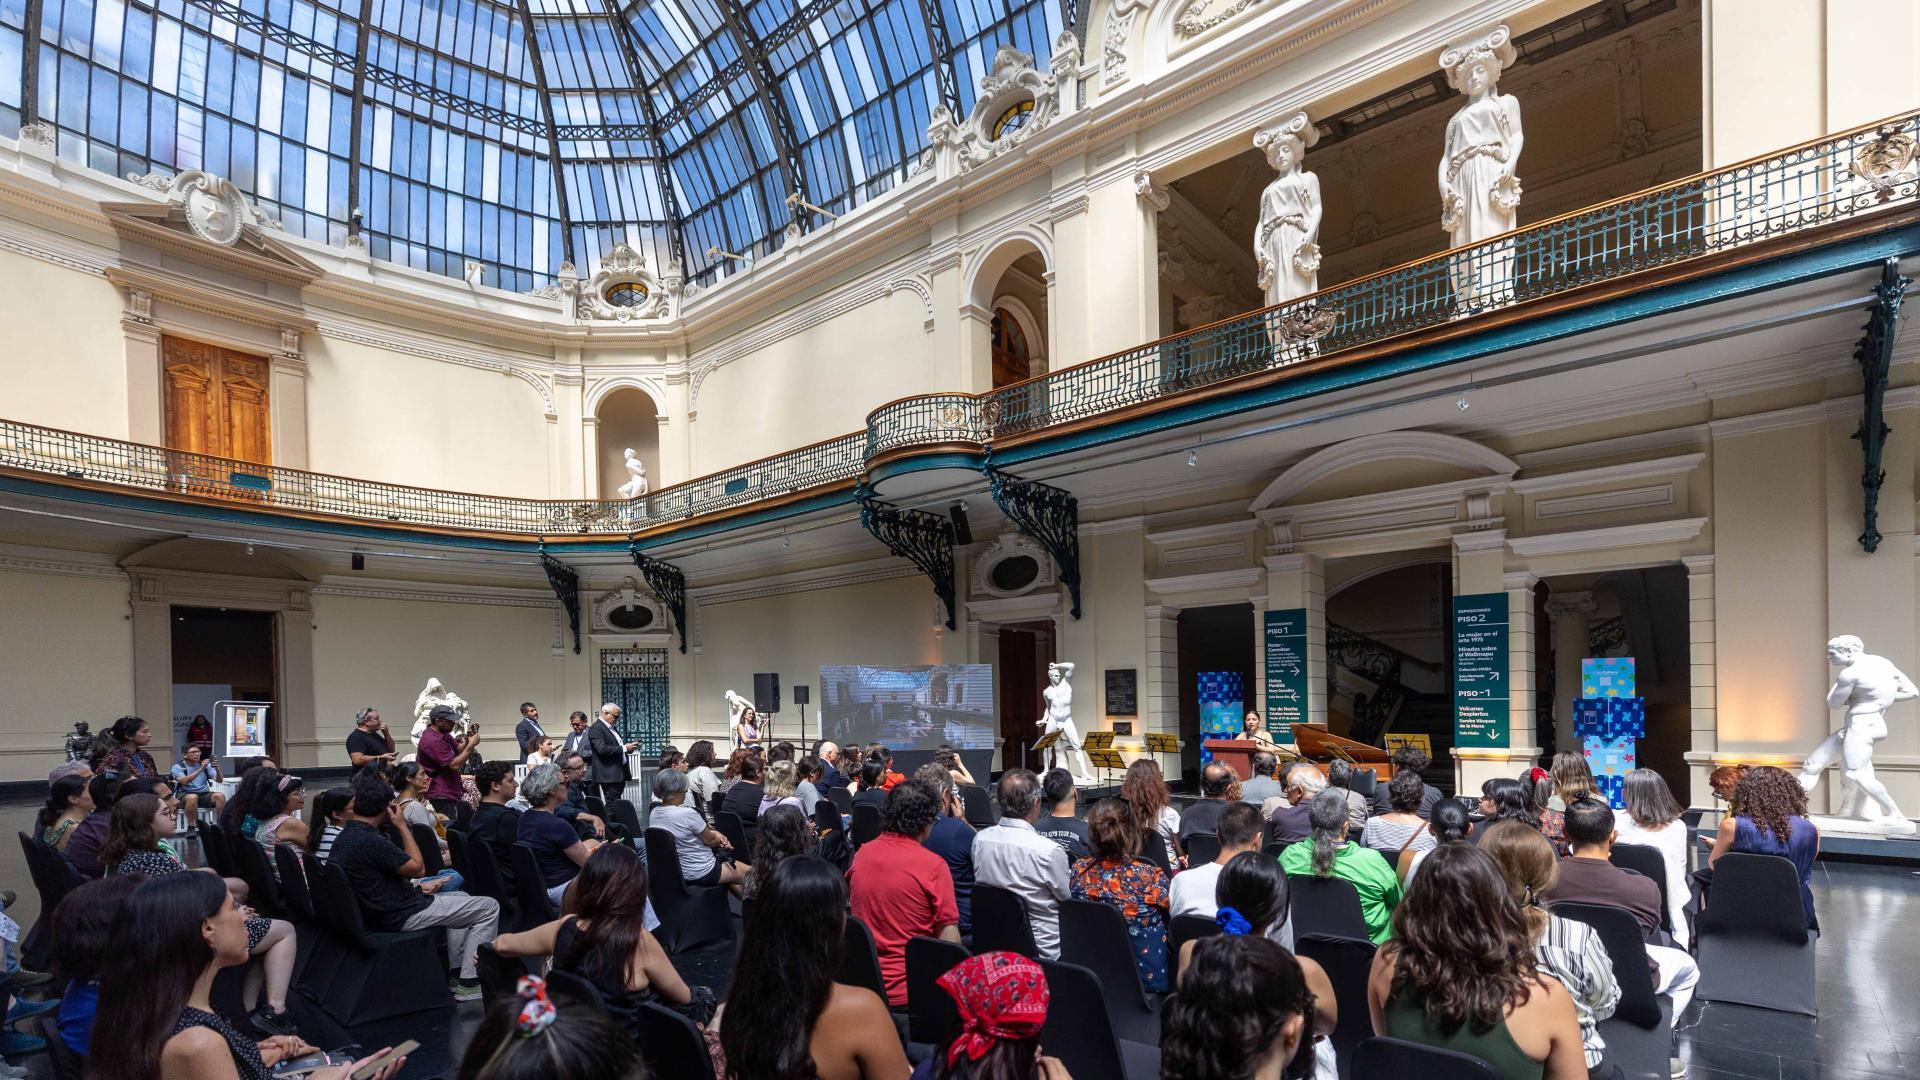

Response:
(1, 112), (1914, 538)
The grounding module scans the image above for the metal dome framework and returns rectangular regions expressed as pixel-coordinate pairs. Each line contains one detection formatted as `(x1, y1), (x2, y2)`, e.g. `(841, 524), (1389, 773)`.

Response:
(1, 0), (1071, 291)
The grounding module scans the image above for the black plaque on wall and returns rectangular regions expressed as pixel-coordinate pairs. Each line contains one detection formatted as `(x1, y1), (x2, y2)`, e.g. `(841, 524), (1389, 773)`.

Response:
(1105, 668), (1139, 716)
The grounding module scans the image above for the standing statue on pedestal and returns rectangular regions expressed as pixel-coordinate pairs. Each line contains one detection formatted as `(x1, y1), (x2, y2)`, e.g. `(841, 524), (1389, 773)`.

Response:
(1253, 110), (1323, 309)
(1437, 25), (1523, 307)
(1800, 635), (1917, 833)
(617, 449), (649, 500)
(1038, 662), (1092, 782)
(411, 677), (471, 753)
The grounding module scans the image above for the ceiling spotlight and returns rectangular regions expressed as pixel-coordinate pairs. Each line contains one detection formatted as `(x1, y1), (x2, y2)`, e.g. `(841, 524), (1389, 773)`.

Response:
(1186, 449), (1199, 468)
(783, 534), (792, 549)
(245, 542), (255, 556)
(1456, 389), (1472, 412)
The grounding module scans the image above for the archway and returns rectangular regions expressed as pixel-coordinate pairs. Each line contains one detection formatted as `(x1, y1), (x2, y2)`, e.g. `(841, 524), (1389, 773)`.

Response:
(964, 235), (1052, 392)
(595, 387), (662, 501)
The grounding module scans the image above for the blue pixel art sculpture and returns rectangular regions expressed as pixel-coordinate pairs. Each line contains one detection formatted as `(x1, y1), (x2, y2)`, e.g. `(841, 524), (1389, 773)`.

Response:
(1573, 658), (1644, 809)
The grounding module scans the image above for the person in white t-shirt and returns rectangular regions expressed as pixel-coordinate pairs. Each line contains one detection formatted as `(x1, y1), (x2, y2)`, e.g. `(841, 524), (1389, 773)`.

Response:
(1170, 802), (1265, 919)
(1611, 768), (1692, 948)
(651, 768), (751, 895)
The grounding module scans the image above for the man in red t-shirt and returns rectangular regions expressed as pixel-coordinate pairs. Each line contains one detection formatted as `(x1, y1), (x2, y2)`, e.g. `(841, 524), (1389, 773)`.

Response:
(417, 705), (479, 818)
(847, 779), (961, 1007)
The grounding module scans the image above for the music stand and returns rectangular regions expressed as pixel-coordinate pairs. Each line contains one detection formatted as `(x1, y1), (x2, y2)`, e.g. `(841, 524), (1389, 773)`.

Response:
(1083, 731), (1115, 751)
(1031, 728), (1060, 770)
(1087, 747), (1126, 784)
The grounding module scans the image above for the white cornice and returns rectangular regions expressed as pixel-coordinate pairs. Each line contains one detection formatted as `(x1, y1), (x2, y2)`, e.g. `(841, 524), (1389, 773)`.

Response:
(1506, 517), (1707, 557)
(1146, 518), (1258, 545)
(1080, 515), (1146, 536)
(311, 579), (557, 609)
(0, 551), (128, 580)
(689, 555), (917, 607)
(1509, 453), (1706, 495)
(1144, 566), (1265, 594)
(1511, 425), (1710, 471)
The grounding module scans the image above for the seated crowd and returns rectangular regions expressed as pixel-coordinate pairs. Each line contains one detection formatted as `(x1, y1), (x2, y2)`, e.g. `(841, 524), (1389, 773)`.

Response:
(10, 714), (1818, 1080)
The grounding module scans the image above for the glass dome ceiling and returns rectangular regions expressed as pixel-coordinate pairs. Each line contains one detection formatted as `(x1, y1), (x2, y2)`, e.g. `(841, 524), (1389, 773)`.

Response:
(0, 0), (1067, 291)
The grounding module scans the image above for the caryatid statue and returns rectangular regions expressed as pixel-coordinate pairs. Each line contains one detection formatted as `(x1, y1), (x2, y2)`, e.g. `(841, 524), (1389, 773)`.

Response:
(1254, 110), (1323, 309)
(617, 449), (649, 500)
(1801, 635), (1917, 833)
(1437, 25), (1524, 305)
(411, 677), (471, 751)
(1038, 662), (1093, 781)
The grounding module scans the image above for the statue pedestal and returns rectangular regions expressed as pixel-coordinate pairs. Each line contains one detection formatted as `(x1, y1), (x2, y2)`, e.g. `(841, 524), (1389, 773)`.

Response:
(1808, 813), (1918, 838)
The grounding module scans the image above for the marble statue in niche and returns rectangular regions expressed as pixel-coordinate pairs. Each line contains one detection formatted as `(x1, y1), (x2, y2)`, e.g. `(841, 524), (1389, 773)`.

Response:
(1801, 635), (1917, 833)
(411, 677), (472, 753)
(617, 449), (650, 500)
(1253, 110), (1323, 309)
(1438, 26), (1524, 306)
(1039, 661), (1093, 782)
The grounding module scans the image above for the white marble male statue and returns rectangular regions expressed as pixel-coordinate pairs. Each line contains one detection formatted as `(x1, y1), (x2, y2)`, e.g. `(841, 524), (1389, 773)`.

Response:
(411, 676), (471, 752)
(1038, 661), (1093, 781)
(1438, 25), (1524, 305)
(1253, 110), (1323, 308)
(725, 689), (753, 749)
(1800, 635), (1917, 833)
(617, 449), (649, 500)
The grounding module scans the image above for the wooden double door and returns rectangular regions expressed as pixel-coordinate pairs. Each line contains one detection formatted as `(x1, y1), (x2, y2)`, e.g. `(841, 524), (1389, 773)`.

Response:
(162, 337), (271, 492)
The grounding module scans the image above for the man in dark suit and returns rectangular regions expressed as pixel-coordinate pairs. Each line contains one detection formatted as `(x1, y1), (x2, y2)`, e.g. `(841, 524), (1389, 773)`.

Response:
(586, 703), (638, 804)
(513, 702), (547, 764)
(560, 711), (591, 761)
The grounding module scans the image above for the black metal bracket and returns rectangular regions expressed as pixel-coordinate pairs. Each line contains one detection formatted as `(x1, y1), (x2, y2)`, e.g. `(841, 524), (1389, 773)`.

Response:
(986, 466), (1083, 619)
(857, 482), (957, 630)
(628, 540), (689, 654)
(1852, 258), (1911, 553)
(538, 542), (582, 654)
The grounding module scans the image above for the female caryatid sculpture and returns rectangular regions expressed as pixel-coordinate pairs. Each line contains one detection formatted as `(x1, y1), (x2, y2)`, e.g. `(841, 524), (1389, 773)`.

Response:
(1038, 662), (1093, 782)
(1254, 111), (1323, 311)
(1437, 26), (1524, 307)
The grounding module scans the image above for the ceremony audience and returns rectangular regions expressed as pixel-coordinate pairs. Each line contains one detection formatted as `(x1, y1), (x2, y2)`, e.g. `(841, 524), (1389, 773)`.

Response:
(865, 743), (906, 790)
(330, 772), (498, 999)
(1709, 764), (1820, 930)
(795, 755), (825, 810)
(1478, 776), (1542, 838)
(1540, 753), (1598, 854)
(63, 773), (121, 879)
(715, 855), (911, 1080)
(94, 715), (158, 781)
(553, 752), (610, 840)
(759, 759), (805, 817)
(686, 739), (723, 810)
(250, 772), (310, 862)
(1327, 759), (1371, 829)
(848, 780), (961, 1006)
(1179, 762), (1237, 847)
(912, 951), (1069, 1080)
(914, 763), (977, 935)
(456, 975), (646, 1080)
(89, 873), (404, 1080)
(973, 768), (1072, 959)
(1122, 758), (1183, 866)
(493, 845), (692, 1035)
(1239, 751), (1285, 805)
(586, 704), (639, 804)
(418, 704), (482, 818)
(1372, 746), (1443, 819)
(1402, 797), (1471, 883)
(1170, 801), (1264, 920)
(652, 767), (750, 892)
(746, 803), (813, 899)
(1364, 769), (1439, 858)
(1266, 765), (1324, 846)
(1612, 768), (1692, 947)
(306, 786), (353, 863)
(720, 753), (768, 826)
(518, 763), (603, 906)
(1070, 797), (1171, 991)
(812, 740), (845, 790)
(1368, 842), (1588, 1080)
(35, 772), (92, 851)
(1163, 935), (1320, 1080)
(1035, 767), (1090, 860)
(345, 707), (397, 768)
(220, 765), (277, 841)
(169, 742), (224, 827)
(1481, 821), (1621, 1075)
(1279, 789), (1402, 944)
(51, 875), (143, 1056)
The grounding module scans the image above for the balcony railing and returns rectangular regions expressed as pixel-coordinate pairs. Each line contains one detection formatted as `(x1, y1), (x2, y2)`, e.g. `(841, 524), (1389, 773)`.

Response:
(1, 112), (1914, 539)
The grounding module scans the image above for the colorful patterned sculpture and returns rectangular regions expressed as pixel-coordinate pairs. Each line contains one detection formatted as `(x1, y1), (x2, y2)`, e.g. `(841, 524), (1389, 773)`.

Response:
(1573, 659), (1644, 809)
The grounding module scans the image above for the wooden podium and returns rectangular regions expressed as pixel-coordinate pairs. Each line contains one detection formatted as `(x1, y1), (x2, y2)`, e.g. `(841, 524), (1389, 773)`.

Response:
(1203, 739), (1264, 780)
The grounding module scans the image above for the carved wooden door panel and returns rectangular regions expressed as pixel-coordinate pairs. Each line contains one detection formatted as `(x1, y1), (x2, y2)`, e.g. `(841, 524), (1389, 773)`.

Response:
(217, 354), (271, 465)
(161, 336), (271, 498)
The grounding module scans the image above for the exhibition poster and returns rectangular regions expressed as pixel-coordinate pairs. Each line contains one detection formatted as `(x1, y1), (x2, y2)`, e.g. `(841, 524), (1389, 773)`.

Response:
(1451, 593), (1509, 748)
(1264, 608), (1309, 732)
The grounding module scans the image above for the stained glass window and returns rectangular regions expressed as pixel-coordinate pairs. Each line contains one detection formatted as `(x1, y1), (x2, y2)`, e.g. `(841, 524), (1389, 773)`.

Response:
(10, 0), (1062, 289)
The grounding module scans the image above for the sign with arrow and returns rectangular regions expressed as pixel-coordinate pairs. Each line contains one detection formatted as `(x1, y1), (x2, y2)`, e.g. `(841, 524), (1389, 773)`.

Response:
(1452, 592), (1510, 748)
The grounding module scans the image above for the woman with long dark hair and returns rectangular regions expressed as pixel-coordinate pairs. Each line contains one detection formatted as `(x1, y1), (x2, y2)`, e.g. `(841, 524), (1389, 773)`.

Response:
(456, 975), (645, 1080)
(912, 951), (1069, 1080)
(38, 772), (93, 851)
(219, 765), (280, 840)
(249, 772), (309, 856)
(88, 873), (403, 1080)
(714, 855), (909, 1080)
(95, 716), (157, 780)
(745, 802), (814, 898)
(1613, 768), (1690, 947)
(305, 787), (353, 862)
(687, 739), (722, 814)
(492, 845), (690, 1035)
(1162, 935), (1319, 1080)
(1708, 764), (1820, 929)
(51, 875), (142, 1056)
(1366, 843), (1586, 1079)
(1120, 758), (1181, 865)
(1478, 777), (1540, 836)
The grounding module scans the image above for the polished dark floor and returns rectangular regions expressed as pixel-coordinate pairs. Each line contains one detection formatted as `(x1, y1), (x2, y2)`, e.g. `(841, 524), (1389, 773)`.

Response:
(2, 808), (1912, 1078)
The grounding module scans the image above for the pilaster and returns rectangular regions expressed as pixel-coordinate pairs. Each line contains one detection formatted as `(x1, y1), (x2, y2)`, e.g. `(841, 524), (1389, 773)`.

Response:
(1544, 590), (1596, 757)
(1683, 555), (1717, 805)
(1264, 552), (1325, 729)
(1143, 604), (1182, 741)
(269, 328), (309, 470)
(120, 288), (163, 445)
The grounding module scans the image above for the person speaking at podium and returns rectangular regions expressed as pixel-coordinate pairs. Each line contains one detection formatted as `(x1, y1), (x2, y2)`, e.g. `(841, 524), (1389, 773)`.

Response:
(1242, 711), (1281, 751)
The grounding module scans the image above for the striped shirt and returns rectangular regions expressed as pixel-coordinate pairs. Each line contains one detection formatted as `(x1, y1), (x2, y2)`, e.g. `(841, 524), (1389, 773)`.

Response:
(313, 824), (343, 864)
(1535, 913), (1620, 1068)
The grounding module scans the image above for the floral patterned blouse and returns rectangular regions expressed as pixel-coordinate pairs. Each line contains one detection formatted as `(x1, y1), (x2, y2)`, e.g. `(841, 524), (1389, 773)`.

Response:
(1070, 855), (1170, 992)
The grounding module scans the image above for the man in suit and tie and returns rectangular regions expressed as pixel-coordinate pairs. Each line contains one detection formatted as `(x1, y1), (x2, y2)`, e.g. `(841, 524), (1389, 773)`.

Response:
(586, 703), (639, 804)
(561, 711), (590, 761)
(514, 702), (547, 764)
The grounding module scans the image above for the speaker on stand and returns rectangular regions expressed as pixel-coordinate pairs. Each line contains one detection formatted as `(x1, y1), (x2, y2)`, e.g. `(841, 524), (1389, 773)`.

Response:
(754, 672), (780, 748)
(793, 684), (811, 744)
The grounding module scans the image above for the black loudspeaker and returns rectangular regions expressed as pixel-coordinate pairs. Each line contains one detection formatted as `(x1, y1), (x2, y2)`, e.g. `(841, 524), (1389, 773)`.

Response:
(792, 684), (810, 706)
(949, 502), (973, 544)
(753, 673), (781, 714)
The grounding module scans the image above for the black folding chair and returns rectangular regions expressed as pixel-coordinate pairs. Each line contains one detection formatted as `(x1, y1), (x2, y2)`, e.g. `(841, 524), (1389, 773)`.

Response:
(636, 1002), (719, 1080)
(199, 826), (236, 878)
(584, 795), (608, 818)
(232, 838), (288, 918)
(1059, 898), (1160, 1043)
(464, 836), (512, 908)
(446, 828), (471, 880)
(714, 810), (749, 854)
(18, 832), (81, 972)
(1551, 901), (1672, 1079)
(474, 942), (534, 1006)
(839, 914), (890, 1004)
(509, 843), (560, 929)
(850, 804), (882, 847)
(1167, 913), (1219, 974)
(642, 827), (734, 953)
(307, 861), (451, 1025)
(970, 883), (1040, 958)
(1036, 959), (1159, 1080)
(1695, 853), (1816, 1015)
(1287, 874), (1371, 942)
(1608, 842), (1674, 936)
(610, 799), (643, 839)
(906, 936), (970, 1047)
(960, 784), (995, 828)
(1262, 841), (1287, 858)
(546, 968), (608, 1011)
(1136, 833), (1172, 873)
(829, 787), (853, 815)
(815, 800), (844, 838)
(1295, 933), (1379, 1078)
(410, 823), (446, 877)
(1354, 1037), (1502, 1079)
(1184, 833), (1221, 866)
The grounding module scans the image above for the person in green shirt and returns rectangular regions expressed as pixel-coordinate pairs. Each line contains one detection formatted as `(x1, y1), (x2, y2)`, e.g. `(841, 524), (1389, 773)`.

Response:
(1278, 788), (1403, 943)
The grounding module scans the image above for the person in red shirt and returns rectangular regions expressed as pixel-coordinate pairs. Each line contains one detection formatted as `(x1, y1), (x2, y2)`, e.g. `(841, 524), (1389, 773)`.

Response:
(864, 743), (906, 790)
(847, 779), (961, 1007)
(417, 705), (479, 819)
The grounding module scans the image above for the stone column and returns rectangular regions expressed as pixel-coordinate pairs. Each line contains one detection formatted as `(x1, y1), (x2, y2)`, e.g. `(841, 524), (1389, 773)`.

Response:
(129, 579), (172, 736)
(1450, 532), (1539, 791)
(277, 586), (317, 768)
(660, 371), (691, 486)
(121, 289), (164, 444)
(1143, 604), (1182, 743)
(1264, 553), (1326, 728)
(1250, 594), (1269, 730)
(1545, 590), (1596, 757)
(1683, 555), (1717, 806)
(270, 328), (309, 470)
(579, 415), (600, 498)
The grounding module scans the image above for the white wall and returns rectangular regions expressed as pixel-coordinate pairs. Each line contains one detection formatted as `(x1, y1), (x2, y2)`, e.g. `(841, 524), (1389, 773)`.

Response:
(0, 569), (134, 781)
(0, 252), (132, 439)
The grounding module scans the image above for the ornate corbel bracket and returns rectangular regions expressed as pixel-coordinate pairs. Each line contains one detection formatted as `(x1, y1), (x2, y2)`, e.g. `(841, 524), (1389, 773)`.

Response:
(538, 543), (583, 654)
(628, 541), (689, 653)
(1852, 258), (1910, 554)
(985, 465), (1082, 618)
(857, 482), (957, 630)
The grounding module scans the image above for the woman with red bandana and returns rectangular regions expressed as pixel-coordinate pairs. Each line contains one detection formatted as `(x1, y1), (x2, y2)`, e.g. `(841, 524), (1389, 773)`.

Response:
(912, 951), (1072, 1080)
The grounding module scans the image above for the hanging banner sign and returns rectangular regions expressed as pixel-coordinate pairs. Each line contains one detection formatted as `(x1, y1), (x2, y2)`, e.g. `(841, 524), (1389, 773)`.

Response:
(1452, 593), (1509, 749)
(1264, 607), (1309, 735)
(219, 701), (272, 760)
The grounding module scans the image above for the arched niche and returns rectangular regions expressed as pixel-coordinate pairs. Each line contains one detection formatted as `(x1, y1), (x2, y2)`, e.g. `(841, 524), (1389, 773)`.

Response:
(595, 387), (662, 501)
(966, 235), (1052, 390)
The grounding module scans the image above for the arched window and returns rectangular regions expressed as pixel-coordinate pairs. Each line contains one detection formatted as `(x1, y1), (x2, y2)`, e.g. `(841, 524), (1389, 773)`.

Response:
(991, 308), (1032, 388)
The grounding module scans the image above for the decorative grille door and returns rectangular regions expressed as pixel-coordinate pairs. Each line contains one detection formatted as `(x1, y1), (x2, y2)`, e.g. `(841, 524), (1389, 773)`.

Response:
(600, 647), (670, 754)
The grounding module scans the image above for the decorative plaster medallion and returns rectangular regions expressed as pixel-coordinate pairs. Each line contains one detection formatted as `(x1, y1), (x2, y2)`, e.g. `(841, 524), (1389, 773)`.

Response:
(927, 45), (1064, 174)
(546, 242), (679, 322)
(971, 533), (1057, 598)
(126, 169), (282, 246)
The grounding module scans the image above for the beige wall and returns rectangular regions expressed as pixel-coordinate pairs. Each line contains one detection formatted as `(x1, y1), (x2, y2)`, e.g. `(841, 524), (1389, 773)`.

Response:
(0, 569), (134, 781)
(0, 253), (132, 439)
(304, 335), (554, 498)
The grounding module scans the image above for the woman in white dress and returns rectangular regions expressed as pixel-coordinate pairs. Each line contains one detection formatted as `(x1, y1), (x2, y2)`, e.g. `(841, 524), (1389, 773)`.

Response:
(1254, 112), (1322, 310)
(1437, 27), (1523, 304)
(1612, 768), (1692, 948)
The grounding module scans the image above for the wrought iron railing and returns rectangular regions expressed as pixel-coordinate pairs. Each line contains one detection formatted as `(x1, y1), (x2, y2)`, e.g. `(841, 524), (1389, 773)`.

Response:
(0, 112), (1913, 538)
